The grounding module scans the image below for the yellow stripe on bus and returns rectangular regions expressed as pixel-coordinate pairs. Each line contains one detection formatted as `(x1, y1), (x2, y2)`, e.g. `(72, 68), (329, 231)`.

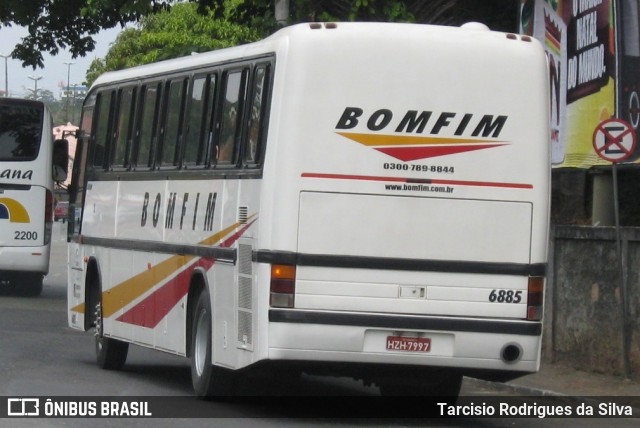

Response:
(0, 197), (31, 223)
(336, 132), (499, 147)
(71, 221), (243, 317)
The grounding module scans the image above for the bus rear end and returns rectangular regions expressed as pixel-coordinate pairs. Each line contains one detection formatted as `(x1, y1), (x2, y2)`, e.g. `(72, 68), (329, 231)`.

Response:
(0, 98), (54, 296)
(261, 23), (550, 395)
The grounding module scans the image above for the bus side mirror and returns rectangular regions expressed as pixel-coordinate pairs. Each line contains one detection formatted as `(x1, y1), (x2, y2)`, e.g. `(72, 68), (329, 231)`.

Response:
(53, 139), (69, 183)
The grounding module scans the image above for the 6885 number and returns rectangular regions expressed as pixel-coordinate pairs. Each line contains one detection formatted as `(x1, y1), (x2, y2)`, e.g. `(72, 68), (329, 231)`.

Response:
(488, 289), (523, 304)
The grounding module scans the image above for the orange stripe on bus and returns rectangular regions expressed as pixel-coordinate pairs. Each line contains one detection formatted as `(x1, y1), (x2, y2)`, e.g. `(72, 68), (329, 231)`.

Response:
(71, 219), (248, 317)
(336, 132), (500, 147)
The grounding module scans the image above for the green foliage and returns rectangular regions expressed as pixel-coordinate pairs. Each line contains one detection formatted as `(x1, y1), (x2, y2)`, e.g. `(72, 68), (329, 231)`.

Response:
(286, 0), (516, 30)
(283, 0), (417, 25)
(2, 0), (158, 68)
(1, 0), (519, 70)
(85, 58), (107, 88)
(346, 0), (414, 22)
(86, 3), (261, 86)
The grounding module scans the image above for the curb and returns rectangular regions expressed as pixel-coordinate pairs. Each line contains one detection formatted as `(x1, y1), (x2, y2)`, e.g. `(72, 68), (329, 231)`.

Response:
(465, 377), (640, 416)
(465, 377), (565, 397)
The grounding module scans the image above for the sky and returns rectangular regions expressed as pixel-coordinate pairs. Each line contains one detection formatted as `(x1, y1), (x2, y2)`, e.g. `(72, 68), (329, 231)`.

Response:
(0, 25), (123, 98)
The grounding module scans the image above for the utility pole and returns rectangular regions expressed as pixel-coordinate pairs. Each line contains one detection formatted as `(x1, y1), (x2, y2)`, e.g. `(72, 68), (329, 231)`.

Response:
(0, 53), (9, 97)
(64, 61), (75, 122)
(275, 0), (289, 26)
(28, 75), (43, 100)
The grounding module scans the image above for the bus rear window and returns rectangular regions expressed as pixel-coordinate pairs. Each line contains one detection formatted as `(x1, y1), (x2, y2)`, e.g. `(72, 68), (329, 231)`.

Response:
(0, 103), (43, 161)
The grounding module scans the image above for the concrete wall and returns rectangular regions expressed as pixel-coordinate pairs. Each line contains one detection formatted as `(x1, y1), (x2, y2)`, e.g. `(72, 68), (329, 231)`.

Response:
(545, 226), (640, 377)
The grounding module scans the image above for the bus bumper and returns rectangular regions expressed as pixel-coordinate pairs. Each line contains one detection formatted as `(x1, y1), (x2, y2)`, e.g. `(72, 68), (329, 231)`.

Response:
(267, 309), (542, 374)
(0, 245), (51, 275)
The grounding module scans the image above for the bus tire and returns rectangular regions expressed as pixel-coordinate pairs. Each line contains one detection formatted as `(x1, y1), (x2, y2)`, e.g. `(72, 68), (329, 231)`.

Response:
(22, 273), (43, 297)
(379, 373), (462, 397)
(96, 335), (129, 370)
(94, 297), (128, 370)
(190, 287), (236, 398)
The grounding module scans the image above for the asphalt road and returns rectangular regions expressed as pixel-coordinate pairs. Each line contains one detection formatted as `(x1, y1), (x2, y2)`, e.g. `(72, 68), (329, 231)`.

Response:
(0, 222), (637, 427)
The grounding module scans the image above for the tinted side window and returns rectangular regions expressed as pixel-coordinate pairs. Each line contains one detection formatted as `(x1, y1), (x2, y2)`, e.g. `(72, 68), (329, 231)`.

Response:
(244, 64), (270, 165)
(202, 74), (218, 166)
(217, 70), (247, 165)
(184, 76), (208, 166)
(79, 93), (96, 142)
(93, 91), (114, 168)
(112, 86), (136, 168)
(0, 102), (43, 161)
(72, 93), (96, 207)
(136, 84), (161, 169)
(161, 79), (187, 167)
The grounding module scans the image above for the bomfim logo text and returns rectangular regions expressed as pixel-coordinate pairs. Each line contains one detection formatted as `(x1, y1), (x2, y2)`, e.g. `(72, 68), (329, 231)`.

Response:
(335, 107), (510, 161)
(336, 107), (507, 137)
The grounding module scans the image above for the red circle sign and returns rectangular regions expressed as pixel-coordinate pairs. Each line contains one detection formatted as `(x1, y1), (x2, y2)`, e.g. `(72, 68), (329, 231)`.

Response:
(592, 118), (637, 163)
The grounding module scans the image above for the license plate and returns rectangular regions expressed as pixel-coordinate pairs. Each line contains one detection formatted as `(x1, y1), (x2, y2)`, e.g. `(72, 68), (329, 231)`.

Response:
(386, 336), (431, 352)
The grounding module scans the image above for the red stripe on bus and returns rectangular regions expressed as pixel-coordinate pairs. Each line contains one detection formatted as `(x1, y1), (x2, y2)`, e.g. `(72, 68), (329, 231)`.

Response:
(301, 173), (533, 189)
(116, 220), (256, 328)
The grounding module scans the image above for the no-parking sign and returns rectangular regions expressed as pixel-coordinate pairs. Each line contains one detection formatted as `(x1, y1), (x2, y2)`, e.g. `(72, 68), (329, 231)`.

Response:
(592, 119), (637, 163)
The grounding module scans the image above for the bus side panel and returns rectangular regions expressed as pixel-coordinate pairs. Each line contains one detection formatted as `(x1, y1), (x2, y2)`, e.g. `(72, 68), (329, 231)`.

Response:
(70, 177), (264, 364)
(298, 192), (532, 264)
(67, 239), (85, 331)
(81, 181), (118, 238)
(268, 322), (541, 372)
(0, 185), (51, 275)
(0, 100), (54, 278)
(260, 24), (550, 378)
(295, 268), (529, 318)
(0, 186), (47, 247)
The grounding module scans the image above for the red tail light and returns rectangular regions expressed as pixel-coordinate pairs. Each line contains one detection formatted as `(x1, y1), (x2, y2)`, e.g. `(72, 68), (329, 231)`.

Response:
(45, 190), (53, 222)
(44, 189), (53, 244)
(527, 276), (544, 321)
(270, 264), (296, 308)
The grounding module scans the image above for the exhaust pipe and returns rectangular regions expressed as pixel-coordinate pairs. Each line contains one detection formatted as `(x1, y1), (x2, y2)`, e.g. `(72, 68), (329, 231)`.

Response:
(501, 343), (522, 363)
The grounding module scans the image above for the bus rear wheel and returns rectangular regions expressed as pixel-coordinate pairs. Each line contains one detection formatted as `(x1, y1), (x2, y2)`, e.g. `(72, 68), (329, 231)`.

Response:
(190, 287), (236, 398)
(94, 300), (129, 370)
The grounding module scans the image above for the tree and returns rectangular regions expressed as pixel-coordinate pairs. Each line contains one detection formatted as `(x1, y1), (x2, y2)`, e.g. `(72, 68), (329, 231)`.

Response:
(24, 87), (55, 102)
(1, 0), (214, 68)
(3, 0), (149, 68)
(205, 0), (518, 32)
(85, 3), (261, 86)
(2, 0), (519, 69)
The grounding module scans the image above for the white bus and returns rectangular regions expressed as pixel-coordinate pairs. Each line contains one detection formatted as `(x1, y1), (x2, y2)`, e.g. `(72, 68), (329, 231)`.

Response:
(0, 98), (67, 296)
(67, 22), (550, 397)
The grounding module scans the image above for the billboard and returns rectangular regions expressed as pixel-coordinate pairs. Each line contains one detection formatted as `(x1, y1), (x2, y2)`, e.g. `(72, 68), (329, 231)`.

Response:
(521, 0), (640, 167)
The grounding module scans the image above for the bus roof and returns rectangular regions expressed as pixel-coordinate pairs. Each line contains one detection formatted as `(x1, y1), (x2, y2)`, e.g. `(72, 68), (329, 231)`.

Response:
(90, 22), (534, 90)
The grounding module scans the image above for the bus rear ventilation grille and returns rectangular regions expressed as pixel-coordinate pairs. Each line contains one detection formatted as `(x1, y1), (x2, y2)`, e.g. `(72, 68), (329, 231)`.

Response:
(238, 206), (249, 224)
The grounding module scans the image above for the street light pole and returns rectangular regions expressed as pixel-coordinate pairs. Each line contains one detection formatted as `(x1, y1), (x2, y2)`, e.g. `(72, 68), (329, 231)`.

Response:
(28, 75), (43, 100)
(0, 53), (9, 97)
(64, 61), (75, 122)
